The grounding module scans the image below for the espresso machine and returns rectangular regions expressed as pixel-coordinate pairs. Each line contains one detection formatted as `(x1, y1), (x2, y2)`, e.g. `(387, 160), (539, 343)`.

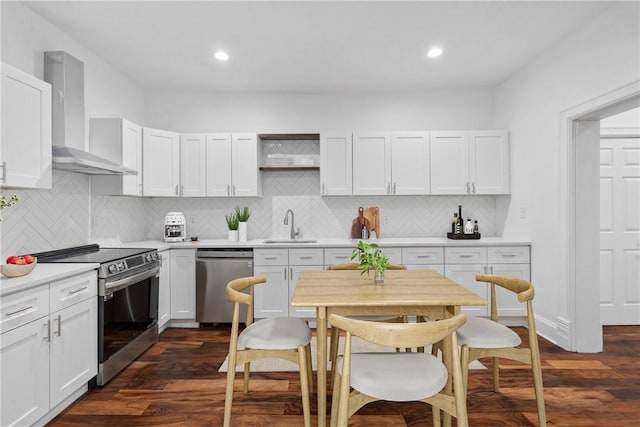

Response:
(164, 212), (186, 242)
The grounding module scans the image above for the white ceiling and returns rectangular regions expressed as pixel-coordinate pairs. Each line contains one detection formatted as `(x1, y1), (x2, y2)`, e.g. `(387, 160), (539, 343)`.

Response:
(23, 1), (615, 93)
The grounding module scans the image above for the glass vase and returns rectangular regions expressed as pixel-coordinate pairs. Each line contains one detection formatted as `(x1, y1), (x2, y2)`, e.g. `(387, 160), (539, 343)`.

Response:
(374, 270), (385, 286)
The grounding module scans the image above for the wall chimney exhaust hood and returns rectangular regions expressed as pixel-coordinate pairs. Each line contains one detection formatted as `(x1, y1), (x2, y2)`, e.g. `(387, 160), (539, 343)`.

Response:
(44, 51), (136, 175)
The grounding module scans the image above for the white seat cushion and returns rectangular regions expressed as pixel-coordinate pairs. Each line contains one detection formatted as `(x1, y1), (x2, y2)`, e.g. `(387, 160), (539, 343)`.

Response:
(338, 352), (448, 402)
(239, 317), (311, 350)
(456, 316), (522, 349)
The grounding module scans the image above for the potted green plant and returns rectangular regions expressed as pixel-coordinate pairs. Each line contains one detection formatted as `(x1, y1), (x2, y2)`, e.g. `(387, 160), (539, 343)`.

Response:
(235, 206), (251, 242)
(225, 212), (239, 242)
(350, 240), (390, 285)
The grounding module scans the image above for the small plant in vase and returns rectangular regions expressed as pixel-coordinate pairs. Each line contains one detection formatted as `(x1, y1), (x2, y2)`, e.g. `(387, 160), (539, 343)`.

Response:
(350, 240), (390, 285)
(235, 206), (251, 242)
(225, 212), (239, 242)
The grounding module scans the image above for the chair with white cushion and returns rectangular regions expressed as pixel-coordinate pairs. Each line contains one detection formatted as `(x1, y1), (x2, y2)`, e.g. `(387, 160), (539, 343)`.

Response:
(224, 275), (313, 427)
(457, 274), (546, 426)
(329, 313), (468, 427)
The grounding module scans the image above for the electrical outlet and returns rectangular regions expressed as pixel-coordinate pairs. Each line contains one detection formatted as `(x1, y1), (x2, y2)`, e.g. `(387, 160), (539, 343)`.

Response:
(190, 215), (196, 224)
(384, 216), (390, 226)
(520, 207), (527, 219)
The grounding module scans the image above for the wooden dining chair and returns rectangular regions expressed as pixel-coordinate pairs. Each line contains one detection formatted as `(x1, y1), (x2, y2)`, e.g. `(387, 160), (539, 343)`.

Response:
(224, 275), (313, 427)
(327, 261), (408, 383)
(457, 274), (546, 426)
(329, 313), (468, 427)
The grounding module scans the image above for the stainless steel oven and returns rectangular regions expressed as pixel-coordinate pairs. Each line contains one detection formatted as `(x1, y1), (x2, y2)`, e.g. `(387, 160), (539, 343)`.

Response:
(35, 244), (160, 386)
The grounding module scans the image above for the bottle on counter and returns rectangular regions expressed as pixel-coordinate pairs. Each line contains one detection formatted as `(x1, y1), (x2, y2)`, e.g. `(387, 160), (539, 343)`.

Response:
(361, 224), (369, 239)
(464, 218), (474, 234)
(473, 220), (479, 235)
(451, 213), (458, 234)
(457, 205), (464, 234)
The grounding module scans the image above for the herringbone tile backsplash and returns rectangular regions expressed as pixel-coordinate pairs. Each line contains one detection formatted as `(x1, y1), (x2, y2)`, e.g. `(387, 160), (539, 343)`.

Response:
(1, 170), (498, 257)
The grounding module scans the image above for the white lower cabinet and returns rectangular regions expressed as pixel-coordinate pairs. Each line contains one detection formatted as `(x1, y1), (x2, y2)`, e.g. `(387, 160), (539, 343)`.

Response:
(0, 271), (97, 427)
(402, 247), (444, 274)
(170, 249), (196, 319)
(158, 249), (171, 329)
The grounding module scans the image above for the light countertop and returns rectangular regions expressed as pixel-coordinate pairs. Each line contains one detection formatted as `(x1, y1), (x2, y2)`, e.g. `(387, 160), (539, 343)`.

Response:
(1, 263), (100, 297)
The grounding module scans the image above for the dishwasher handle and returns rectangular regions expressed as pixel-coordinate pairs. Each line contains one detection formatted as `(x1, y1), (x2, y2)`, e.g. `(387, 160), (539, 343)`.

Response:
(196, 249), (253, 259)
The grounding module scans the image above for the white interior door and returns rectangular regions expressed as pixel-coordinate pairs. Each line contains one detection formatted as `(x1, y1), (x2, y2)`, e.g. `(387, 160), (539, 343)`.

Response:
(599, 136), (640, 325)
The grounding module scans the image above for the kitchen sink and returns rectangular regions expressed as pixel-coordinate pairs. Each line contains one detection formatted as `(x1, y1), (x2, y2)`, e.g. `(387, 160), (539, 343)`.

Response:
(263, 239), (318, 244)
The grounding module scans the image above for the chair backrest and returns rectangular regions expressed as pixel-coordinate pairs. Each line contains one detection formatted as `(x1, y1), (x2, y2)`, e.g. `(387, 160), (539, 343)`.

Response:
(226, 275), (267, 329)
(328, 261), (406, 270)
(475, 274), (535, 323)
(329, 313), (466, 349)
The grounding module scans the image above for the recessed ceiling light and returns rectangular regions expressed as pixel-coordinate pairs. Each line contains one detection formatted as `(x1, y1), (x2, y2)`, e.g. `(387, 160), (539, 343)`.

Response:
(427, 47), (443, 58)
(214, 50), (229, 61)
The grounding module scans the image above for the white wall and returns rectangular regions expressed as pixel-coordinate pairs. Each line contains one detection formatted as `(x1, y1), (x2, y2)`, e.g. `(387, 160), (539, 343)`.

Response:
(494, 1), (640, 348)
(0, 1), (147, 257)
(601, 107), (640, 128)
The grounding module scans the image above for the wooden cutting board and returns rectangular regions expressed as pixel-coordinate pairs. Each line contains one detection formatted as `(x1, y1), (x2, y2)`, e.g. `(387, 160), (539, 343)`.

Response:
(351, 207), (371, 238)
(364, 206), (380, 238)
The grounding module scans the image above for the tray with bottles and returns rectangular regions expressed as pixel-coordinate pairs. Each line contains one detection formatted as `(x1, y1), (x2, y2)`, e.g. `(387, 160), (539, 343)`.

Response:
(447, 232), (481, 240)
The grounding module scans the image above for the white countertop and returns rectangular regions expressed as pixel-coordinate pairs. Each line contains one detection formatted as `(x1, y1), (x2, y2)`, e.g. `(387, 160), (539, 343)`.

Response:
(114, 236), (531, 250)
(0, 263), (100, 297)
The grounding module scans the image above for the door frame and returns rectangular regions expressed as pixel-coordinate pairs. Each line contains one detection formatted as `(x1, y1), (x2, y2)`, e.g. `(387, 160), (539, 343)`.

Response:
(559, 80), (640, 352)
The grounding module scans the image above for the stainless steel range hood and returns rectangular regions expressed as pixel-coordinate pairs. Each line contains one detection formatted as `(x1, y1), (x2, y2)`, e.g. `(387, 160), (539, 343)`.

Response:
(44, 51), (136, 175)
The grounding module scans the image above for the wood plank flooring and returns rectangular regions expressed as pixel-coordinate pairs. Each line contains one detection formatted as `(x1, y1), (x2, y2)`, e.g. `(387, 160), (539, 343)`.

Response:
(48, 325), (640, 426)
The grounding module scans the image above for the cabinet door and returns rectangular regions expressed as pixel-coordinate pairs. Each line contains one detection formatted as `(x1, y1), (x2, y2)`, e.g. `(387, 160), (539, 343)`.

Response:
(49, 298), (97, 408)
(158, 251), (171, 328)
(430, 131), (469, 195)
(253, 266), (289, 319)
(170, 250), (196, 319)
(444, 264), (488, 316)
(142, 128), (180, 196)
(324, 248), (354, 267)
(0, 319), (50, 427)
(1, 63), (52, 189)
(320, 133), (352, 195)
(289, 265), (324, 318)
(353, 133), (391, 195)
(121, 119), (143, 196)
(180, 134), (206, 197)
(391, 132), (430, 195)
(488, 263), (530, 317)
(206, 133), (233, 197)
(231, 133), (259, 197)
(469, 130), (509, 194)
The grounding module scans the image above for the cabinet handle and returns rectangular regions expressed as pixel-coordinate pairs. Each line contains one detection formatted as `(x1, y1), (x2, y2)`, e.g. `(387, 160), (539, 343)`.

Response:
(53, 314), (62, 337)
(175, 184), (179, 196)
(44, 319), (51, 342)
(232, 184), (236, 196)
(484, 265), (488, 274)
(322, 183), (325, 194)
(284, 268), (287, 281)
(490, 266), (494, 274)
(386, 183), (390, 194)
(264, 256), (278, 260)
(1, 161), (6, 183)
(5, 305), (33, 317)
(472, 182), (476, 194)
(416, 255), (431, 258)
(227, 184), (230, 196)
(299, 256), (313, 260)
(290, 267), (293, 279)
(501, 254), (517, 258)
(68, 286), (88, 295)
(335, 255), (349, 260)
(393, 183), (397, 194)
(466, 182), (470, 194)
(180, 184), (184, 196)
(459, 254), (473, 258)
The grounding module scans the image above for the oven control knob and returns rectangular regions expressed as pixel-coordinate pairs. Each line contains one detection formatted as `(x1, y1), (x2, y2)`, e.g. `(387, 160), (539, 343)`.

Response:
(146, 254), (152, 262)
(152, 252), (158, 261)
(108, 264), (118, 274)
(117, 262), (126, 271)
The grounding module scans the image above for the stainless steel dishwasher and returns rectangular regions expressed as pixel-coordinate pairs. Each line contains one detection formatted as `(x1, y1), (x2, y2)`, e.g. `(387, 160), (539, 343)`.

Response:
(196, 248), (253, 323)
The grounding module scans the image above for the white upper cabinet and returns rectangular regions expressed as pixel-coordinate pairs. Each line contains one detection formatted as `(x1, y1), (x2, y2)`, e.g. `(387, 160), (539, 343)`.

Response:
(469, 130), (510, 194)
(179, 134), (206, 197)
(206, 133), (260, 197)
(353, 132), (391, 195)
(320, 133), (353, 195)
(353, 132), (429, 195)
(142, 128), (180, 196)
(90, 118), (143, 196)
(1, 63), (52, 189)
(390, 131), (430, 195)
(430, 130), (509, 195)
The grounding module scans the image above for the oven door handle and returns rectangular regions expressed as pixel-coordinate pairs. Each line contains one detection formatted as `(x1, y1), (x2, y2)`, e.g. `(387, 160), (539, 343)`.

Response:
(104, 265), (160, 293)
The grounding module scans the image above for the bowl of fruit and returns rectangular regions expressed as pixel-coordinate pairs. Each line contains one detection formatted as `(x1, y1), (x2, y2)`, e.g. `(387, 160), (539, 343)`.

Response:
(1, 255), (37, 278)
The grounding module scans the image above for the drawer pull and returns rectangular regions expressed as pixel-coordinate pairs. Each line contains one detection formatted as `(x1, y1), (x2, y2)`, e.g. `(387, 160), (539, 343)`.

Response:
(501, 254), (517, 257)
(459, 254), (474, 258)
(335, 255), (349, 259)
(416, 255), (432, 258)
(298, 256), (313, 260)
(6, 306), (33, 317)
(68, 286), (88, 295)
(264, 256), (278, 260)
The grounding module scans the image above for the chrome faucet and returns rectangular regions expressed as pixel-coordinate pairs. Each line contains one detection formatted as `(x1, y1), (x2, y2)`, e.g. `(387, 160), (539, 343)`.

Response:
(283, 209), (300, 239)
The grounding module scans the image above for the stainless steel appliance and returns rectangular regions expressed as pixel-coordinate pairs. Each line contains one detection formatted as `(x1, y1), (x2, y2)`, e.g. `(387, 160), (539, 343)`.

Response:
(35, 244), (159, 386)
(196, 248), (253, 323)
(165, 212), (186, 242)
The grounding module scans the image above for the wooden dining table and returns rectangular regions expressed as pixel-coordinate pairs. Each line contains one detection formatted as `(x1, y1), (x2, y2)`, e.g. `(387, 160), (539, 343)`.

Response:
(290, 268), (487, 427)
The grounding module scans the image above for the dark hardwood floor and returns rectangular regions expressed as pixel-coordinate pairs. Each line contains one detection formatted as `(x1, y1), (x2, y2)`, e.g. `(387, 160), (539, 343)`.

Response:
(48, 325), (640, 426)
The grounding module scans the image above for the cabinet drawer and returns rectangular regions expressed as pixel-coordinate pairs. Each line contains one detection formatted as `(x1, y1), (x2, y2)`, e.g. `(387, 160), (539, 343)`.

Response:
(254, 248), (288, 266)
(402, 247), (444, 265)
(289, 248), (323, 266)
(488, 246), (530, 264)
(379, 247), (402, 264)
(0, 286), (49, 334)
(445, 247), (487, 264)
(324, 248), (354, 266)
(50, 271), (97, 312)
